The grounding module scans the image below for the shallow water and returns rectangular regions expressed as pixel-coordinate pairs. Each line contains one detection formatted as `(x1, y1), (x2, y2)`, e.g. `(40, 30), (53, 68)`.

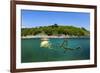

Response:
(21, 38), (90, 63)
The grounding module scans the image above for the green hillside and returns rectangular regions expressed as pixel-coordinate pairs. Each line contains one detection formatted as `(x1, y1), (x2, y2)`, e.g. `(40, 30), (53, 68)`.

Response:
(21, 24), (90, 36)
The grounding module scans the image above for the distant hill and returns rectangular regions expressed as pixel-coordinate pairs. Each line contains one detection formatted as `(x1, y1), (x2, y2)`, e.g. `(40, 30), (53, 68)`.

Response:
(21, 24), (90, 36)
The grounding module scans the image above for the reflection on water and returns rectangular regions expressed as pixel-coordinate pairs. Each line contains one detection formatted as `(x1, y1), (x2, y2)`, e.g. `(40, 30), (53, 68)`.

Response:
(21, 38), (90, 63)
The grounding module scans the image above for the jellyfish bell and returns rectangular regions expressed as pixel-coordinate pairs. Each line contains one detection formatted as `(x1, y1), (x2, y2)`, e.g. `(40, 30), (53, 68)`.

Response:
(40, 38), (51, 48)
(40, 41), (49, 48)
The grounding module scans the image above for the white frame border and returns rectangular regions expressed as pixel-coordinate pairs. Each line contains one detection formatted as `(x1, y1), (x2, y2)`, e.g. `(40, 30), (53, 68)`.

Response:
(16, 4), (95, 69)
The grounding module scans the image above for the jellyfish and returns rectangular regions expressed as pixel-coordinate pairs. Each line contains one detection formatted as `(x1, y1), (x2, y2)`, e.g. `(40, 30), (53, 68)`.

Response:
(60, 38), (81, 53)
(40, 38), (52, 49)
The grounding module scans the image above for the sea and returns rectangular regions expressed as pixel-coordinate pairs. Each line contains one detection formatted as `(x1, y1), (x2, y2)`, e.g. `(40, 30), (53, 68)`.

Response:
(21, 38), (90, 63)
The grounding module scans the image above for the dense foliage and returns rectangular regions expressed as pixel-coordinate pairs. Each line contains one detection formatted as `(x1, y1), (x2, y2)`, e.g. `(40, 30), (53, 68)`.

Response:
(21, 24), (90, 36)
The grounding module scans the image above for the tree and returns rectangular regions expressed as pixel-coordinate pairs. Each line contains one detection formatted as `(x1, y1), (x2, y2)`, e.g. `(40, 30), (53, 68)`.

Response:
(51, 24), (58, 28)
(21, 25), (89, 36)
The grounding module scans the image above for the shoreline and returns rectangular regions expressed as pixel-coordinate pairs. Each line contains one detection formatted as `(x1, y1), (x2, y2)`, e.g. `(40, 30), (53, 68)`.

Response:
(21, 35), (90, 39)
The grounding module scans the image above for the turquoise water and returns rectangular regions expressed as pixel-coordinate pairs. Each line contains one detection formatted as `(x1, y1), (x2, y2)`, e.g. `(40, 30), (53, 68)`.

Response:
(21, 38), (90, 63)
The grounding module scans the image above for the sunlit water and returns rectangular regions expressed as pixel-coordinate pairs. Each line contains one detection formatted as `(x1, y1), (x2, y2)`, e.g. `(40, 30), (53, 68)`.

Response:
(21, 38), (90, 63)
